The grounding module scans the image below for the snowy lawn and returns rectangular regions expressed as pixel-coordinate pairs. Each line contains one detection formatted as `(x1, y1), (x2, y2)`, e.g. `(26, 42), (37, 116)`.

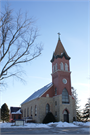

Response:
(0, 122), (51, 128)
(47, 121), (79, 127)
(56, 121), (79, 127)
(0, 121), (78, 128)
(0, 121), (90, 128)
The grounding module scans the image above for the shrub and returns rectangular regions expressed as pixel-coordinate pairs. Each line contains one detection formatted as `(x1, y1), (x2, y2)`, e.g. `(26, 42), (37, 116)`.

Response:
(42, 112), (56, 124)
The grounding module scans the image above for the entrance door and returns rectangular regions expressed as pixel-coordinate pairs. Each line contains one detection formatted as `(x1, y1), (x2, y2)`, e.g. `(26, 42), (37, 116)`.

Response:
(64, 110), (69, 122)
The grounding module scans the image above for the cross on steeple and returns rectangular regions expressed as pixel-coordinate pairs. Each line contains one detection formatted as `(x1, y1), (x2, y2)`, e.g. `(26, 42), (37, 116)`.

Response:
(57, 32), (61, 40)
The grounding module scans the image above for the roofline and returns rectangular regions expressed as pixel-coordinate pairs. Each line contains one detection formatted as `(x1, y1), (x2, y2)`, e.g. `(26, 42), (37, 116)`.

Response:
(10, 107), (21, 109)
(40, 83), (53, 97)
(21, 97), (38, 105)
(21, 83), (53, 105)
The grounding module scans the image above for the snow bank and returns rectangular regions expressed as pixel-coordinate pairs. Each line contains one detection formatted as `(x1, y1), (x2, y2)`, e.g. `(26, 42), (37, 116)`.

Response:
(56, 121), (79, 127)
(32, 123), (51, 128)
(47, 121), (78, 127)
(73, 121), (90, 126)
(0, 122), (51, 128)
(1, 121), (90, 128)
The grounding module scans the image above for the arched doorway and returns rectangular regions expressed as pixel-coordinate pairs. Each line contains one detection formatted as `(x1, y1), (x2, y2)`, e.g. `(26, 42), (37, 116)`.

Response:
(63, 110), (69, 122)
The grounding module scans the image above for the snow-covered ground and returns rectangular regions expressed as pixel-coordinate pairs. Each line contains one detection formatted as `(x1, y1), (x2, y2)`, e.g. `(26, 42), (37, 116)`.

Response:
(0, 122), (50, 128)
(0, 121), (90, 128)
(57, 121), (79, 127)
(47, 121), (79, 127)
(73, 121), (90, 126)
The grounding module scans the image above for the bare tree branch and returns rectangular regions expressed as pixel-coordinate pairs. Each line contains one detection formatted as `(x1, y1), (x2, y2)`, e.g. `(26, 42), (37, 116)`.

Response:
(0, 4), (43, 86)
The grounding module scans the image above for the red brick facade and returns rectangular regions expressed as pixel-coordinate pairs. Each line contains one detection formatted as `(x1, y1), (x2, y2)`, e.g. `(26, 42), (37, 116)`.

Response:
(52, 57), (71, 95)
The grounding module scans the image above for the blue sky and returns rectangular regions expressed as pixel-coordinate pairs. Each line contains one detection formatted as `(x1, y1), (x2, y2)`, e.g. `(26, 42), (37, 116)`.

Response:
(0, 0), (90, 111)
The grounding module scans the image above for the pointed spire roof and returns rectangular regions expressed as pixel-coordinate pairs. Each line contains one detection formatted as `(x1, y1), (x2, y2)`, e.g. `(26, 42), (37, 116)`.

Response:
(51, 35), (70, 62)
(54, 39), (69, 56)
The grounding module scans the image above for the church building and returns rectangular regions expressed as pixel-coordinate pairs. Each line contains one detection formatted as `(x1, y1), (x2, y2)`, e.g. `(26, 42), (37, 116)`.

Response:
(21, 34), (76, 123)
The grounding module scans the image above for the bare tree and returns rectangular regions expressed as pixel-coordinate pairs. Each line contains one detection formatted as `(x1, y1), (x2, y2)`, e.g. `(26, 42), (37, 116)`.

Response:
(0, 4), (42, 86)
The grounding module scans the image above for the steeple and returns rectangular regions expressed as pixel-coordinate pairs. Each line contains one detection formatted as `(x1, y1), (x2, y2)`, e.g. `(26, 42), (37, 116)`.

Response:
(51, 34), (70, 62)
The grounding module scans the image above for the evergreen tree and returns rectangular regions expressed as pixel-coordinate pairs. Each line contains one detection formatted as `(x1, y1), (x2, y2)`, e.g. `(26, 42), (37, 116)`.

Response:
(71, 87), (82, 121)
(82, 98), (90, 121)
(1, 103), (9, 123)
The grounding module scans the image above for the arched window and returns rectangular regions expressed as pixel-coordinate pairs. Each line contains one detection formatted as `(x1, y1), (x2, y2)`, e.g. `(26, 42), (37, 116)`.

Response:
(65, 63), (68, 71)
(27, 108), (29, 117)
(55, 87), (57, 95)
(55, 63), (57, 71)
(24, 109), (26, 117)
(64, 110), (67, 114)
(35, 105), (37, 116)
(60, 62), (64, 70)
(31, 106), (32, 116)
(46, 103), (50, 114)
(62, 88), (69, 103)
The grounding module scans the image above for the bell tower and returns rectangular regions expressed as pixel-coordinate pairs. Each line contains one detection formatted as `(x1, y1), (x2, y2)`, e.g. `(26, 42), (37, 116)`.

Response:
(51, 33), (72, 96)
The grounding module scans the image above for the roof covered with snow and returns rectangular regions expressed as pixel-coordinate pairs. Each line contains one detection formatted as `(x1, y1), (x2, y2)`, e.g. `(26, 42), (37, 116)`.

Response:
(10, 107), (21, 113)
(11, 109), (22, 114)
(10, 107), (21, 114)
(21, 82), (53, 105)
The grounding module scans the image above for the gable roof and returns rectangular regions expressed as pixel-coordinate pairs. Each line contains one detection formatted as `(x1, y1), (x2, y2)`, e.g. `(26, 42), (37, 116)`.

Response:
(21, 82), (53, 105)
(11, 109), (22, 114)
(10, 107), (21, 114)
(51, 39), (70, 62)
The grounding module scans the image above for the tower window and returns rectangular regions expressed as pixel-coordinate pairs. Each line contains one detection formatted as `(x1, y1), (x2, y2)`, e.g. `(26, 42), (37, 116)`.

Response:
(55, 87), (57, 95)
(60, 62), (64, 70)
(62, 88), (69, 104)
(55, 63), (57, 71)
(65, 63), (68, 71)
(46, 103), (50, 114)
